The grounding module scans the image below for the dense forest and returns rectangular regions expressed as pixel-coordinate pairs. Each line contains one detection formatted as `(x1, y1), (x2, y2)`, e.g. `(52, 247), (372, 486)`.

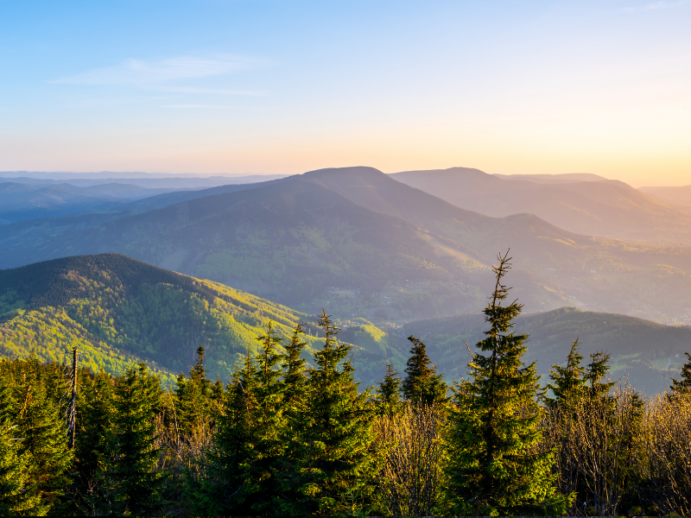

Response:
(0, 253), (399, 386)
(1, 253), (690, 516)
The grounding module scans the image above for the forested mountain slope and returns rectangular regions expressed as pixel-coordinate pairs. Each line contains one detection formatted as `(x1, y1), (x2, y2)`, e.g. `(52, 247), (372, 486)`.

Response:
(0, 254), (399, 384)
(402, 307), (691, 395)
(391, 167), (691, 244)
(2, 167), (691, 324)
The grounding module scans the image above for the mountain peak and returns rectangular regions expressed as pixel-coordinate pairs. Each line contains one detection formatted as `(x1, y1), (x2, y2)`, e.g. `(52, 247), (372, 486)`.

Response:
(302, 166), (386, 179)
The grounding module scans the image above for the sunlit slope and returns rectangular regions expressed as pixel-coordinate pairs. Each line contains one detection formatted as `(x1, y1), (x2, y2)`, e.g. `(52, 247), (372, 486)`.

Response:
(402, 307), (691, 395)
(392, 167), (691, 244)
(0, 254), (400, 384)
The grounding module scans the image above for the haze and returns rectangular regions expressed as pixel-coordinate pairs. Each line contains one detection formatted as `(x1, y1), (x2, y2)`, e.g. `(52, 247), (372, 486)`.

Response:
(1, 0), (690, 186)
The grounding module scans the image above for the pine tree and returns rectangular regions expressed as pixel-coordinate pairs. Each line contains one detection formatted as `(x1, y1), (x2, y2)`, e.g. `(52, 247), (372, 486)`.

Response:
(444, 252), (572, 516)
(284, 310), (380, 516)
(198, 345), (258, 514)
(376, 361), (403, 415)
(585, 350), (615, 400)
(15, 365), (73, 512)
(282, 324), (308, 420)
(106, 363), (166, 515)
(0, 378), (45, 516)
(402, 336), (446, 405)
(670, 351), (691, 397)
(200, 322), (288, 514)
(72, 370), (116, 514)
(547, 339), (587, 408)
(175, 346), (214, 436)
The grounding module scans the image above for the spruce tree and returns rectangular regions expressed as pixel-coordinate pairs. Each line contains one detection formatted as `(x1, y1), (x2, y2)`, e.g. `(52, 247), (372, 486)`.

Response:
(15, 366), (73, 512)
(444, 252), (572, 516)
(200, 323), (287, 515)
(201, 353), (255, 514)
(282, 324), (308, 420)
(0, 378), (45, 516)
(106, 363), (166, 515)
(376, 361), (403, 415)
(284, 310), (380, 516)
(547, 339), (587, 408)
(175, 346), (214, 436)
(402, 336), (446, 405)
(585, 351), (615, 399)
(670, 351), (691, 397)
(72, 370), (116, 514)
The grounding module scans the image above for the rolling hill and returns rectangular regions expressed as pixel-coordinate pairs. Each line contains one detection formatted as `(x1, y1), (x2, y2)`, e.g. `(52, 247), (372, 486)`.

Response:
(3, 254), (688, 395)
(391, 167), (691, 244)
(0, 254), (401, 385)
(641, 185), (691, 213)
(401, 307), (691, 395)
(2, 167), (691, 325)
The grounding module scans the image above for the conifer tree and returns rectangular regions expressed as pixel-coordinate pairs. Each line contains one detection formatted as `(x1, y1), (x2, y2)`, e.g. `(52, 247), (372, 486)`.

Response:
(444, 252), (572, 516)
(402, 336), (446, 405)
(670, 351), (691, 397)
(72, 370), (116, 514)
(585, 351), (615, 400)
(376, 361), (403, 415)
(197, 350), (254, 514)
(285, 310), (380, 516)
(0, 378), (45, 516)
(175, 346), (214, 436)
(282, 324), (308, 420)
(15, 364), (73, 512)
(547, 339), (587, 408)
(200, 323), (287, 515)
(106, 363), (166, 515)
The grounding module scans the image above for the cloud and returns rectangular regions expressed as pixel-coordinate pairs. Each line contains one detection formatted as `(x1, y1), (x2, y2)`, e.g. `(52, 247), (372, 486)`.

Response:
(52, 55), (258, 85)
(621, 0), (691, 11)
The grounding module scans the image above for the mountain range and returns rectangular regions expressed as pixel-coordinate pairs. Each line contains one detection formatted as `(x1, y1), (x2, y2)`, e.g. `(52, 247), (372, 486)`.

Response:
(1, 166), (691, 325)
(392, 167), (691, 244)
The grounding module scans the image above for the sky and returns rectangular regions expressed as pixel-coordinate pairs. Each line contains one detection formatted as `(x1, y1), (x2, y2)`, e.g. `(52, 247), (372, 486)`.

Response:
(1, 0), (690, 187)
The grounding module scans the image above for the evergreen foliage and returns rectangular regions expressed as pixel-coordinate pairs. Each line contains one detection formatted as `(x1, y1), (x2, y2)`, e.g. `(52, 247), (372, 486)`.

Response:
(0, 378), (45, 516)
(376, 361), (403, 415)
(547, 339), (587, 408)
(72, 370), (116, 514)
(175, 346), (215, 436)
(444, 252), (573, 515)
(585, 350), (616, 399)
(282, 324), (308, 420)
(285, 310), (380, 516)
(14, 358), (73, 512)
(402, 336), (446, 405)
(670, 351), (691, 397)
(105, 363), (166, 515)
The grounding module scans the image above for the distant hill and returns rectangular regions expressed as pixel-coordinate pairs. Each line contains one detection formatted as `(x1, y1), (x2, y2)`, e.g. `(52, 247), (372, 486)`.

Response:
(0, 254), (398, 384)
(0, 173), (287, 189)
(640, 185), (691, 213)
(494, 172), (608, 183)
(402, 307), (691, 395)
(391, 167), (691, 244)
(2, 167), (691, 325)
(0, 181), (175, 223)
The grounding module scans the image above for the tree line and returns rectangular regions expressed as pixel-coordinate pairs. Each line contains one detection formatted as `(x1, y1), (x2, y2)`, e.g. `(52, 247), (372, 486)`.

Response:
(1, 252), (690, 516)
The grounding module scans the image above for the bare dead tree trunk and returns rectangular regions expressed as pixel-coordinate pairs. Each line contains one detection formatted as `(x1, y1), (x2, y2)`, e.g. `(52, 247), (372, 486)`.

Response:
(68, 347), (78, 449)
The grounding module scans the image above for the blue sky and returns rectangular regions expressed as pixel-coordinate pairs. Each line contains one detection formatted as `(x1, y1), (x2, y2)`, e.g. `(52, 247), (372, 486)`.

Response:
(1, 0), (690, 185)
